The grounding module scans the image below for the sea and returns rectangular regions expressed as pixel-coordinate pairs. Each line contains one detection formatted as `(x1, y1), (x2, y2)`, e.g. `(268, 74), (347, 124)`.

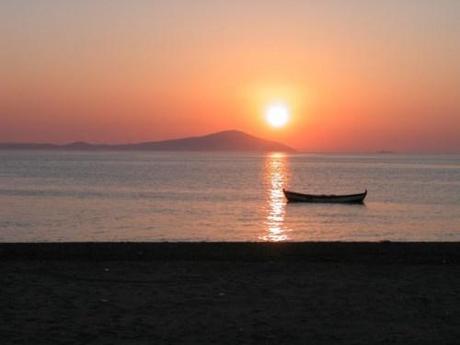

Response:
(0, 150), (459, 242)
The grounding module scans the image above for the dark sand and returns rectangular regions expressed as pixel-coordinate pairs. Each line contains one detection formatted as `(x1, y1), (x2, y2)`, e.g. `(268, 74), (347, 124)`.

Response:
(1, 242), (460, 345)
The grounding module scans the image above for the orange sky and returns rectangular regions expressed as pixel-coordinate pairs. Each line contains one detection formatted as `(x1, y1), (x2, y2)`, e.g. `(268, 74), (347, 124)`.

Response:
(1, 1), (459, 152)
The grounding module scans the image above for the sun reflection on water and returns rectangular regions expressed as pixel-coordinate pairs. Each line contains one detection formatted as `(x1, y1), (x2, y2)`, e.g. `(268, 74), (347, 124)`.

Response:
(260, 152), (290, 241)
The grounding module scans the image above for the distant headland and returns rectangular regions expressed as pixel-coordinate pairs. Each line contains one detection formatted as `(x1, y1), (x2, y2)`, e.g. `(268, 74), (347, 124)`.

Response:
(0, 130), (296, 153)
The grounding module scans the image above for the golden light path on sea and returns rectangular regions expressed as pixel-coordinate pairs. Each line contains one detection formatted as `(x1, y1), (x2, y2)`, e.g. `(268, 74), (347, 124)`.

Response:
(260, 152), (290, 241)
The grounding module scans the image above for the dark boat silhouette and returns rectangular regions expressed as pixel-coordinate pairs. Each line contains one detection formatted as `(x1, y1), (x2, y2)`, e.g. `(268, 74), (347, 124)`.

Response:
(283, 189), (367, 204)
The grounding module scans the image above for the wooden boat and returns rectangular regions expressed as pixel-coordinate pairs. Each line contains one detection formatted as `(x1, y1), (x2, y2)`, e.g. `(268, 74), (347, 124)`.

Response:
(283, 189), (367, 204)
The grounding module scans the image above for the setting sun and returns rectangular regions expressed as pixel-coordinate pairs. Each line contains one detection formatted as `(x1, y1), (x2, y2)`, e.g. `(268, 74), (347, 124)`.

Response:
(265, 103), (290, 128)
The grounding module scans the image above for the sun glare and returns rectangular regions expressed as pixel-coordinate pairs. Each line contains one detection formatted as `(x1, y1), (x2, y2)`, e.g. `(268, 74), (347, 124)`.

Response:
(265, 103), (290, 128)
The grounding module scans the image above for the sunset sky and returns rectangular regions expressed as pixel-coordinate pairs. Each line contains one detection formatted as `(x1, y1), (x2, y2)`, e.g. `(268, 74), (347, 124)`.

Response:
(1, 0), (459, 152)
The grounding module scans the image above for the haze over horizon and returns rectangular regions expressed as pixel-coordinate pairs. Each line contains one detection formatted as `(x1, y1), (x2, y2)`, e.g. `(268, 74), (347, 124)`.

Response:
(1, 1), (460, 153)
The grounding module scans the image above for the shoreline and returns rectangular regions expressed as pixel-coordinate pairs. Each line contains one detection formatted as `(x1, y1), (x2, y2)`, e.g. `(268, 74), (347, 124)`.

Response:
(1, 241), (460, 263)
(3, 241), (460, 344)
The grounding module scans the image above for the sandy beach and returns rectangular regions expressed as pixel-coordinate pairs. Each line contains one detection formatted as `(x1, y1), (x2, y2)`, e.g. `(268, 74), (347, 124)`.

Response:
(1, 242), (460, 344)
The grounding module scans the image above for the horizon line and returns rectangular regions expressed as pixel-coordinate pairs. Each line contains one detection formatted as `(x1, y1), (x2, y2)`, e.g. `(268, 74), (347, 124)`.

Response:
(0, 130), (459, 155)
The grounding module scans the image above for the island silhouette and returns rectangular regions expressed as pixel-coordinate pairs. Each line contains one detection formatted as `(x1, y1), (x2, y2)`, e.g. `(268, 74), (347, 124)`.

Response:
(0, 130), (295, 152)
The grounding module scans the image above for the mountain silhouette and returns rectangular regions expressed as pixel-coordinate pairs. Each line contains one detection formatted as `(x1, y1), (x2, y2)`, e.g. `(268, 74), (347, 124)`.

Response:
(0, 130), (295, 152)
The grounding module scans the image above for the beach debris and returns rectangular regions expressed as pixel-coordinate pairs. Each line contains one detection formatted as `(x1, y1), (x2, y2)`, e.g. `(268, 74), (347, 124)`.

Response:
(104, 267), (110, 272)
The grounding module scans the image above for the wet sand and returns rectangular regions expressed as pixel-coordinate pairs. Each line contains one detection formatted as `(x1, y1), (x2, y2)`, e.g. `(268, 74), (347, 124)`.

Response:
(1, 242), (460, 344)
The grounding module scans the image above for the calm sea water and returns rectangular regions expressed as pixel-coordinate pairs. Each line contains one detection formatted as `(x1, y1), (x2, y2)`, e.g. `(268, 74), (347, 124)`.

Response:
(0, 151), (459, 242)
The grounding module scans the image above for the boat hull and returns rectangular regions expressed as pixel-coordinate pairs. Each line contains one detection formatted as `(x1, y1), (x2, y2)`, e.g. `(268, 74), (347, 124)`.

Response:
(283, 189), (367, 204)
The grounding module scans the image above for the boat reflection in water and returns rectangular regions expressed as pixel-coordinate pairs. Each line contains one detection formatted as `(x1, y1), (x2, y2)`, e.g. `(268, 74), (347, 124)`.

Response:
(260, 152), (290, 241)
